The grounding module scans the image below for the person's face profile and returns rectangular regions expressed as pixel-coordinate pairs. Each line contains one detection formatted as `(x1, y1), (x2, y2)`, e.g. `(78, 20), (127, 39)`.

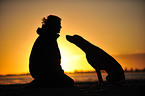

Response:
(54, 21), (62, 34)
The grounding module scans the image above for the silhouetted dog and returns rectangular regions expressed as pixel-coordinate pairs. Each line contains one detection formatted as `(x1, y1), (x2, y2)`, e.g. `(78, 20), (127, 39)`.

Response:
(66, 35), (125, 84)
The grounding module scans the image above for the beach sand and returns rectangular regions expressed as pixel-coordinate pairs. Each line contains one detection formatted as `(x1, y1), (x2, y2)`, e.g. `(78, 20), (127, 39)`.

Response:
(0, 80), (145, 96)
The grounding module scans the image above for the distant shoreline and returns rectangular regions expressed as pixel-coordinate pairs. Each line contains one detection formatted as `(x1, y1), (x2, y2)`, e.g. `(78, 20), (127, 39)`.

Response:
(1, 71), (145, 77)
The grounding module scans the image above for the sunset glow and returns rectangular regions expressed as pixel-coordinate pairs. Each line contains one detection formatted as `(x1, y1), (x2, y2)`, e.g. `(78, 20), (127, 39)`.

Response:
(0, 0), (145, 75)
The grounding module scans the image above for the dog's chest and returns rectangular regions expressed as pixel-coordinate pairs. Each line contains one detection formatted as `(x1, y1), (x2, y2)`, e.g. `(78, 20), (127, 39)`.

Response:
(85, 53), (104, 69)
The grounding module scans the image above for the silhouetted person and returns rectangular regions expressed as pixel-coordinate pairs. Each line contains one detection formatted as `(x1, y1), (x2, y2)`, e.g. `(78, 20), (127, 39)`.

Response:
(66, 35), (125, 85)
(28, 15), (74, 87)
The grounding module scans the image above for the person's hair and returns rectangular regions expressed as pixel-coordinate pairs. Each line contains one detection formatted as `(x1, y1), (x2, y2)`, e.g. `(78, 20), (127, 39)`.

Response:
(42, 15), (61, 26)
(37, 15), (61, 35)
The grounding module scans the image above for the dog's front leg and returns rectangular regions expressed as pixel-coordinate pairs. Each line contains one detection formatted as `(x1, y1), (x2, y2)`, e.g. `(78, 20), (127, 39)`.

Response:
(96, 69), (103, 85)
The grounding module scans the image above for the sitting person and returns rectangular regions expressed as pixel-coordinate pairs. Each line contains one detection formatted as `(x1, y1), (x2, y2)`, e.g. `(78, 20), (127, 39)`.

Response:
(28, 15), (74, 88)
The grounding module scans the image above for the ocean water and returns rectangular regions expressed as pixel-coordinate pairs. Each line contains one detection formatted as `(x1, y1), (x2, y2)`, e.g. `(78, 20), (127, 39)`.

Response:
(0, 72), (145, 85)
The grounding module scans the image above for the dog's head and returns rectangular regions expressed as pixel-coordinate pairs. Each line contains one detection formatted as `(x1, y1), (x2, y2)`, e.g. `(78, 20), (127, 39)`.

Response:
(66, 35), (83, 44)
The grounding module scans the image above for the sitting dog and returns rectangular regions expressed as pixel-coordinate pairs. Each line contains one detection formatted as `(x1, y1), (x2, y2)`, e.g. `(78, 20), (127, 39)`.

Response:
(66, 35), (125, 84)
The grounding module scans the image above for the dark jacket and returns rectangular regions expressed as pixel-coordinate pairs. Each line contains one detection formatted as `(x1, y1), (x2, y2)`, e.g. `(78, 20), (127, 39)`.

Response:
(29, 32), (64, 79)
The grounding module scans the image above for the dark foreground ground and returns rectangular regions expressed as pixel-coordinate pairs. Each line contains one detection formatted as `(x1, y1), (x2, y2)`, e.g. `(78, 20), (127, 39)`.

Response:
(0, 80), (145, 96)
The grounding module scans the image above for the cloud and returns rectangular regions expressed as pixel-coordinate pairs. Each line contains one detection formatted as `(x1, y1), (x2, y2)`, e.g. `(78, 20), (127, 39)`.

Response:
(113, 52), (145, 69)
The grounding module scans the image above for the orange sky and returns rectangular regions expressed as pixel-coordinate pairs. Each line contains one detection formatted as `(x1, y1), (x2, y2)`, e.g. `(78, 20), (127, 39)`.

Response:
(0, 0), (145, 75)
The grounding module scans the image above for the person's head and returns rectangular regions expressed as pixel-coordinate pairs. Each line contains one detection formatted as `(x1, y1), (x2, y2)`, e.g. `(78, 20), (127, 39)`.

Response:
(37, 15), (62, 35)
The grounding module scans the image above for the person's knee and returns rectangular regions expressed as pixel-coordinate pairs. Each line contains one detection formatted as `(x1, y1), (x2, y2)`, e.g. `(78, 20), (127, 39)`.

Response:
(63, 74), (74, 86)
(69, 78), (74, 86)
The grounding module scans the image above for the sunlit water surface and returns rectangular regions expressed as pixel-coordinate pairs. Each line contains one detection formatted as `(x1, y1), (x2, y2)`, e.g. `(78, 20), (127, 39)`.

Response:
(0, 72), (145, 84)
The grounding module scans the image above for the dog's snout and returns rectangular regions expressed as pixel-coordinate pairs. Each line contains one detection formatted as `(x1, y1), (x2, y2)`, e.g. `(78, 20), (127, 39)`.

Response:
(66, 35), (71, 41)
